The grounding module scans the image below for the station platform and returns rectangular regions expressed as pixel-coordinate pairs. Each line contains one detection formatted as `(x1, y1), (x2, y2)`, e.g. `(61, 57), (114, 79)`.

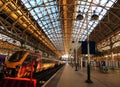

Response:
(43, 63), (120, 87)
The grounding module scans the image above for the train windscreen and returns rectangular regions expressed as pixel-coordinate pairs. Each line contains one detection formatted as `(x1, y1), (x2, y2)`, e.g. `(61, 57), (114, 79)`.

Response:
(8, 51), (26, 62)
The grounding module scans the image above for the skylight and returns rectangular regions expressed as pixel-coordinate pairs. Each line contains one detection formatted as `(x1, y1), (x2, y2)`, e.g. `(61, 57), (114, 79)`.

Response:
(21, 0), (117, 52)
(21, 0), (64, 51)
(72, 0), (117, 42)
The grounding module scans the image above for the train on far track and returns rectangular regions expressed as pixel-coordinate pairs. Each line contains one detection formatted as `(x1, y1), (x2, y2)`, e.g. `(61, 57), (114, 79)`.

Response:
(4, 50), (62, 77)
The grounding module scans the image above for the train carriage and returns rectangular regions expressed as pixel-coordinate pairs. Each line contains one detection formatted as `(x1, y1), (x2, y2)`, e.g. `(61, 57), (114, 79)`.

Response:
(4, 50), (57, 78)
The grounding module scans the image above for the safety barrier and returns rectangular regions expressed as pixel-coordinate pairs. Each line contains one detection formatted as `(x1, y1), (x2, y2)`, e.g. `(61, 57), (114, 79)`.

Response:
(0, 77), (36, 87)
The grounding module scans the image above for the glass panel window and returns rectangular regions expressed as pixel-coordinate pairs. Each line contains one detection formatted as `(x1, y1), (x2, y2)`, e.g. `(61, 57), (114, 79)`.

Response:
(72, 0), (117, 42)
(8, 51), (26, 62)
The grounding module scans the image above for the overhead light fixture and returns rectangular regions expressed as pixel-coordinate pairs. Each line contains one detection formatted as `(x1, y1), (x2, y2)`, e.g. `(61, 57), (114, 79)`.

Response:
(76, 10), (83, 20)
(75, 10), (99, 83)
(76, 14), (84, 20)
(72, 41), (75, 43)
(91, 11), (99, 20)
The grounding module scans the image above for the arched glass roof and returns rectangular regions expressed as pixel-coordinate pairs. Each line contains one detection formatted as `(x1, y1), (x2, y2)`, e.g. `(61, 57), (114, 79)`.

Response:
(21, 0), (64, 51)
(19, 0), (118, 53)
(72, 0), (117, 42)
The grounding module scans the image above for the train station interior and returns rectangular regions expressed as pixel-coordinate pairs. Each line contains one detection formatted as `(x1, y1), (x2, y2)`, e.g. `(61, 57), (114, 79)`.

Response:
(0, 0), (120, 87)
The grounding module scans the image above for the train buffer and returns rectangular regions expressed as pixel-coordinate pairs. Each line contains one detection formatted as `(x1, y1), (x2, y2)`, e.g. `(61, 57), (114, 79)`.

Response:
(0, 77), (36, 87)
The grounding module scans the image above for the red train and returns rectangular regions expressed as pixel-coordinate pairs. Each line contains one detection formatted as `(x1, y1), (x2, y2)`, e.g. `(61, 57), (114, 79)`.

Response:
(4, 50), (61, 77)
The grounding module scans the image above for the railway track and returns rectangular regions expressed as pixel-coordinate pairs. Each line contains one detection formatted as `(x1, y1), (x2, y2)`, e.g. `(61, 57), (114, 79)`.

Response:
(33, 64), (64, 87)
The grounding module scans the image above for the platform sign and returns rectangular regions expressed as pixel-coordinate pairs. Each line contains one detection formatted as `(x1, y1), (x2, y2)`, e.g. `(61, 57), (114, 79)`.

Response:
(81, 41), (96, 54)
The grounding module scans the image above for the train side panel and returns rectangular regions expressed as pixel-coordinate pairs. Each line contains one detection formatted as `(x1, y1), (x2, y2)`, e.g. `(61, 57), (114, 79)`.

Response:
(41, 58), (55, 70)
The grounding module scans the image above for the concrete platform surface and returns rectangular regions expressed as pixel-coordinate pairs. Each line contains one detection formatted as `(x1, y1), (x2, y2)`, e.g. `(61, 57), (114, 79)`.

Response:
(43, 63), (120, 87)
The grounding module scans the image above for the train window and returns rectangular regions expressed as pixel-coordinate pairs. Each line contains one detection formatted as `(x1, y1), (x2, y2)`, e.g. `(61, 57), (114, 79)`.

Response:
(46, 60), (51, 63)
(8, 51), (26, 62)
(23, 55), (34, 65)
(42, 59), (45, 63)
(42, 59), (52, 63)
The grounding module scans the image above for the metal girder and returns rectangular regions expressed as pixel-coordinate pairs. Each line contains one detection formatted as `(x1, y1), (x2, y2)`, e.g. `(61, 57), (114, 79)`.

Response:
(101, 22), (113, 32)
(0, 17), (54, 55)
(60, 0), (76, 54)
(0, 0), (11, 11)
(110, 10), (120, 21)
(96, 31), (120, 51)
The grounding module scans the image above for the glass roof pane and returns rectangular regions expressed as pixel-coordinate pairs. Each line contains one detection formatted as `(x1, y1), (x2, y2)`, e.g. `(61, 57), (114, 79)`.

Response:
(30, 1), (36, 6)
(30, 10), (36, 16)
(25, 3), (31, 8)
(34, 15), (38, 20)
(106, 1), (114, 7)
